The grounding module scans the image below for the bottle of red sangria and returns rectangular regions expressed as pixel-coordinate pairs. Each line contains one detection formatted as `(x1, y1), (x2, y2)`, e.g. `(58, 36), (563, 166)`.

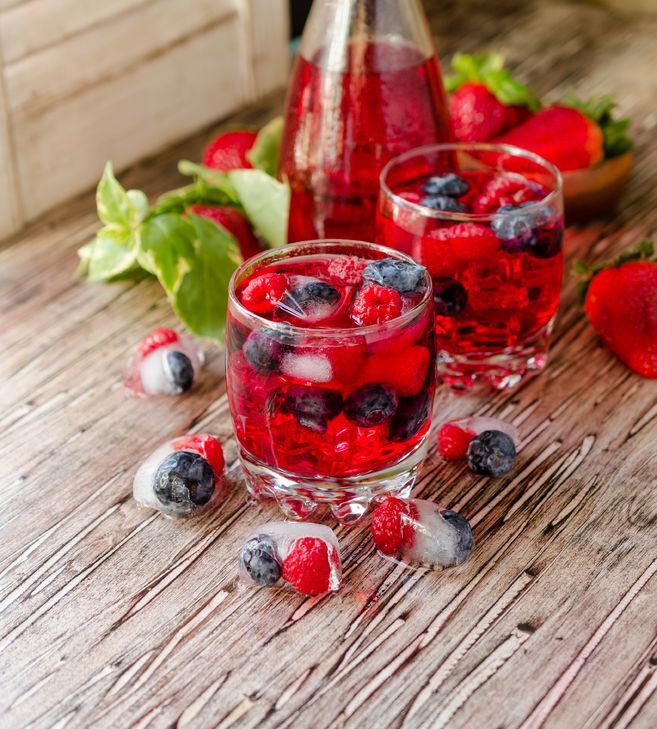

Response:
(279, 0), (453, 242)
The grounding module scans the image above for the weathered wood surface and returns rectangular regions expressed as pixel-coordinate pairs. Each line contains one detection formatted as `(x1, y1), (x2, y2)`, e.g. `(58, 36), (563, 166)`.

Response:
(2, 1), (657, 728)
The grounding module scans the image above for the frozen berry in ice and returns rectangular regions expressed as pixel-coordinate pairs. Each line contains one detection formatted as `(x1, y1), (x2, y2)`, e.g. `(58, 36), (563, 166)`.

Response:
(137, 328), (179, 358)
(420, 194), (467, 213)
(421, 173), (469, 197)
(362, 257), (427, 294)
(241, 273), (287, 313)
(282, 537), (336, 596)
(243, 328), (290, 374)
(388, 389), (431, 442)
(285, 384), (343, 434)
(239, 535), (282, 587)
(350, 284), (403, 326)
(433, 278), (468, 316)
(438, 422), (475, 460)
(344, 383), (398, 427)
(441, 510), (475, 564)
(371, 497), (408, 554)
(467, 429), (516, 477)
(164, 351), (194, 392)
(153, 451), (215, 517)
(282, 281), (341, 322)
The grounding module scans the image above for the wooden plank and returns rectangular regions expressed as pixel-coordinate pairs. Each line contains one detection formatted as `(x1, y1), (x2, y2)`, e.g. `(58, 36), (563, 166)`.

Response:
(0, 61), (22, 237)
(12, 18), (249, 221)
(3, 0), (238, 116)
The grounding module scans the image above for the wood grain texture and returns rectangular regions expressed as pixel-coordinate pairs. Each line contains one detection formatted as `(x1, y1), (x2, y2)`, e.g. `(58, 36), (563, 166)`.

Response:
(2, 2), (657, 728)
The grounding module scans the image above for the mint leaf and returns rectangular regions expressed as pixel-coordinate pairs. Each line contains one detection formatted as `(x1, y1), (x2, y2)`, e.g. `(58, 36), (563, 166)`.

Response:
(228, 169), (289, 247)
(81, 226), (139, 282)
(246, 116), (283, 177)
(137, 213), (242, 341)
(96, 162), (142, 228)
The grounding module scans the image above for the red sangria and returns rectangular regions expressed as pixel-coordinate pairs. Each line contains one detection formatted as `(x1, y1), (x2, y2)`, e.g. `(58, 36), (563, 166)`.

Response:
(377, 144), (564, 391)
(226, 241), (435, 524)
(278, 0), (452, 243)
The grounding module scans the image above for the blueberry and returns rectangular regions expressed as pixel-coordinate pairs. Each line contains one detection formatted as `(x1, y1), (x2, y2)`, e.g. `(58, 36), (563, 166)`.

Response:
(285, 385), (343, 433)
(344, 384), (398, 428)
(421, 173), (469, 197)
(441, 510), (475, 564)
(491, 207), (537, 253)
(239, 535), (282, 587)
(362, 257), (427, 294)
(433, 278), (468, 317)
(388, 389), (431, 442)
(163, 351), (194, 393)
(530, 228), (564, 259)
(243, 328), (290, 374)
(420, 195), (467, 213)
(466, 429), (516, 477)
(153, 451), (215, 516)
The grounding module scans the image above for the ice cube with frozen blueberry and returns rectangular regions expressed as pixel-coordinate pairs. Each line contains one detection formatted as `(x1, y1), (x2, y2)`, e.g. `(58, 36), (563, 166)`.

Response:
(133, 433), (225, 517)
(239, 521), (342, 595)
(125, 328), (204, 397)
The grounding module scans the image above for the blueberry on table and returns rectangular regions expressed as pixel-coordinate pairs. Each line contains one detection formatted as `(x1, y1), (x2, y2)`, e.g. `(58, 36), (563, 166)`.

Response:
(362, 258), (427, 294)
(239, 535), (282, 587)
(285, 385), (343, 434)
(433, 277), (468, 316)
(344, 383), (398, 427)
(466, 429), (516, 477)
(153, 451), (215, 517)
(421, 173), (469, 197)
(440, 510), (475, 563)
(420, 195), (467, 214)
(243, 328), (290, 374)
(164, 351), (194, 393)
(388, 389), (431, 442)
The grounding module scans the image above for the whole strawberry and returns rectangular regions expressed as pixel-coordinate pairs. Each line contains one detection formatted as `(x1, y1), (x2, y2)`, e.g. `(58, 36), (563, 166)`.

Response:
(188, 205), (262, 261)
(576, 240), (657, 378)
(202, 130), (258, 171)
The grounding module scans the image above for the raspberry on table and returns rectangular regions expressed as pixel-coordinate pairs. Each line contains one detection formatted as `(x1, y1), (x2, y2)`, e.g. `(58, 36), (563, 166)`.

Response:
(350, 284), (402, 325)
(371, 498), (409, 554)
(282, 537), (333, 595)
(438, 422), (475, 460)
(241, 273), (288, 313)
(137, 328), (179, 358)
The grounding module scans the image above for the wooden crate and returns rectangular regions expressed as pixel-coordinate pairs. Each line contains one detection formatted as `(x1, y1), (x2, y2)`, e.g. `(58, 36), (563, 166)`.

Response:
(0, 0), (290, 238)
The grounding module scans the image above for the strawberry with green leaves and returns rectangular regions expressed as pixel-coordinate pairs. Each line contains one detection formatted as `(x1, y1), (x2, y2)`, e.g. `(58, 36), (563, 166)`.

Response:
(575, 239), (657, 378)
(446, 52), (540, 143)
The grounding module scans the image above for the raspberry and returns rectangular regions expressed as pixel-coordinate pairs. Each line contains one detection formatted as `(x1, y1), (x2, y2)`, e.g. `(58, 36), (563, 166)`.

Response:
(413, 233), (461, 277)
(371, 498), (408, 554)
(137, 328), (179, 358)
(326, 256), (367, 285)
(360, 345), (430, 397)
(438, 422), (475, 460)
(427, 223), (499, 262)
(171, 433), (225, 479)
(241, 273), (287, 313)
(473, 176), (537, 214)
(350, 284), (402, 325)
(282, 537), (333, 595)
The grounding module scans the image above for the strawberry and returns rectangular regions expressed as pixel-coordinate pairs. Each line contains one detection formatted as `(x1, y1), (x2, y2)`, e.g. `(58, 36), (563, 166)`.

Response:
(137, 327), (179, 358)
(493, 106), (604, 172)
(576, 240), (657, 378)
(171, 433), (225, 480)
(202, 130), (258, 171)
(282, 537), (336, 595)
(188, 205), (262, 261)
(445, 53), (540, 143)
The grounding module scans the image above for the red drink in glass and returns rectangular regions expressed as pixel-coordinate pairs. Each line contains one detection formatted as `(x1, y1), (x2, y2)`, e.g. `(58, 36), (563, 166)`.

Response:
(226, 241), (435, 524)
(378, 143), (564, 391)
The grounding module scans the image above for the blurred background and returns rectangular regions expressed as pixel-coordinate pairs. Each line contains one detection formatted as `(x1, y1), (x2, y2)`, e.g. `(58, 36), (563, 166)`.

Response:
(0, 0), (652, 242)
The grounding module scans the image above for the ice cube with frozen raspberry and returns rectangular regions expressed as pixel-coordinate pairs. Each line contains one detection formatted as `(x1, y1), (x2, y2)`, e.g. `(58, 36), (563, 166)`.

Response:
(125, 328), (204, 397)
(239, 522), (342, 595)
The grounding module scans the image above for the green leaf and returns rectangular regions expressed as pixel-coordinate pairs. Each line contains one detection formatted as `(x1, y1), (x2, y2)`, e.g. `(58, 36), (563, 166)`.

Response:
(96, 162), (142, 228)
(481, 70), (541, 112)
(178, 161), (239, 202)
(246, 116), (283, 177)
(83, 227), (139, 282)
(228, 169), (289, 247)
(127, 189), (149, 222)
(137, 213), (242, 341)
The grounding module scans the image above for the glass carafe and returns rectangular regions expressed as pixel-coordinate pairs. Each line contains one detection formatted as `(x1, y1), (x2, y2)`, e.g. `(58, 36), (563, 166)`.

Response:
(278, 0), (453, 243)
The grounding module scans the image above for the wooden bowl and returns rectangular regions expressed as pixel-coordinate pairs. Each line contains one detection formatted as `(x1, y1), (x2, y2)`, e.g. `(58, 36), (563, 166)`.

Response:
(563, 151), (633, 223)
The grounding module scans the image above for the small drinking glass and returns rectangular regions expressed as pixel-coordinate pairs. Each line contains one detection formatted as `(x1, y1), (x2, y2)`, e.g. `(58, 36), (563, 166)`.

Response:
(378, 143), (564, 391)
(226, 240), (435, 524)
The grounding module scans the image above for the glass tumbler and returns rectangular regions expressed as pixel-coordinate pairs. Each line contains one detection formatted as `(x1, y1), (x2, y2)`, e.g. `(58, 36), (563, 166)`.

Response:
(226, 240), (436, 524)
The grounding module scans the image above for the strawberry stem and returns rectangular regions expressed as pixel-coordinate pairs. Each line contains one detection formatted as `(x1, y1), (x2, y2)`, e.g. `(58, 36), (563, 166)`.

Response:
(565, 93), (633, 159)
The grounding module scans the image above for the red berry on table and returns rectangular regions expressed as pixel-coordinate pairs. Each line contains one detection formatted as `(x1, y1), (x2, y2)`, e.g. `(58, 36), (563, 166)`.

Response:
(577, 240), (657, 378)
(282, 537), (334, 596)
(438, 422), (475, 460)
(188, 205), (262, 261)
(241, 273), (288, 313)
(202, 130), (258, 171)
(371, 497), (409, 554)
(350, 284), (403, 325)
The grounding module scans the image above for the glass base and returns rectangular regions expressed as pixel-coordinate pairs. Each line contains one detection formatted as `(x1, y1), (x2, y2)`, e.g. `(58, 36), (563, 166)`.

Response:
(239, 441), (428, 525)
(437, 319), (554, 392)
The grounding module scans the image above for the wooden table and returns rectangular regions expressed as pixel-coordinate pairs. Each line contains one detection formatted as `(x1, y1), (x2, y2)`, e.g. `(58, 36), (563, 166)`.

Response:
(3, 2), (657, 727)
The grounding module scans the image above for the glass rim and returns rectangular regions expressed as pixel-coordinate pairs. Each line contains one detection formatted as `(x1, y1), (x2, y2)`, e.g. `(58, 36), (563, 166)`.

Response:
(228, 239), (434, 338)
(379, 142), (564, 223)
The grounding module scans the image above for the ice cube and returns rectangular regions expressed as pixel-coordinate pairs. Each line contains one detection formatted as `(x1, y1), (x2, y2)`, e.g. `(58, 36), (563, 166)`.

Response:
(371, 498), (473, 569)
(125, 328), (204, 397)
(133, 434), (225, 518)
(239, 521), (341, 595)
(280, 351), (333, 383)
(276, 276), (347, 324)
